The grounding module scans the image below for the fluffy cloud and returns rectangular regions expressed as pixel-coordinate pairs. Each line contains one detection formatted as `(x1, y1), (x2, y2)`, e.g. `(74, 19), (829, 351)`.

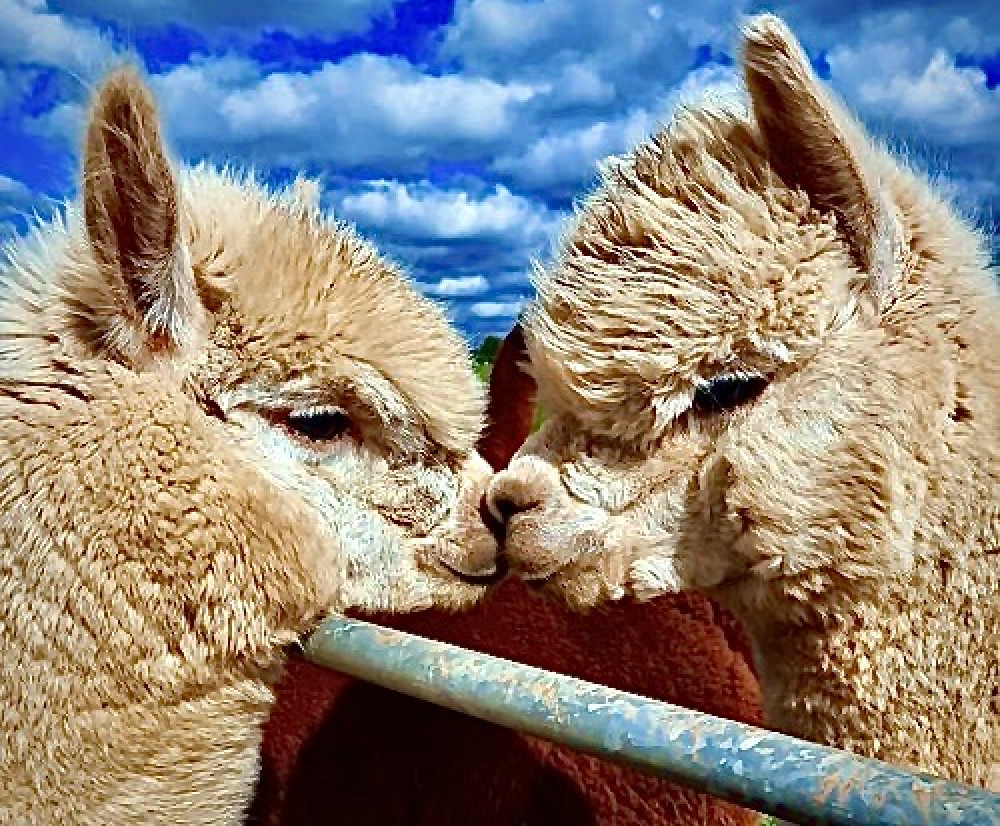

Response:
(423, 275), (491, 298)
(854, 51), (997, 140)
(467, 300), (524, 319)
(152, 55), (538, 172)
(441, 0), (739, 86)
(322, 179), (558, 340)
(493, 63), (741, 194)
(0, 0), (115, 75)
(433, 0), (749, 202)
(333, 180), (561, 246)
(49, 0), (399, 35)
(760, 1), (1000, 55)
(27, 51), (541, 176)
(493, 110), (654, 194)
(826, 24), (999, 146)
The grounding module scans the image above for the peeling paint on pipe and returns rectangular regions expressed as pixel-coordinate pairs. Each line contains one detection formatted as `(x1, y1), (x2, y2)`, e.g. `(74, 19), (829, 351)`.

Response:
(304, 616), (1000, 826)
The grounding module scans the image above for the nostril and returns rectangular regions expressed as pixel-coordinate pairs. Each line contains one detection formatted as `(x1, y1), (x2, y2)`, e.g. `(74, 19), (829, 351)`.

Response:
(493, 496), (521, 524)
(488, 492), (538, 526)
(479, 493), (506, 544)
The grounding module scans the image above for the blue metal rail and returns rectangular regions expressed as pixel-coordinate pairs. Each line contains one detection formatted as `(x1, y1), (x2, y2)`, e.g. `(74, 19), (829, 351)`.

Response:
(304, 616), (1000, 826)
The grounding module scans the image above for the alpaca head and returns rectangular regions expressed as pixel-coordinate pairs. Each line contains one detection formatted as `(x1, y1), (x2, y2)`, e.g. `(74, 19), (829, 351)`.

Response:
(7, 67), (501, 616)
(483, 14), (981, 612)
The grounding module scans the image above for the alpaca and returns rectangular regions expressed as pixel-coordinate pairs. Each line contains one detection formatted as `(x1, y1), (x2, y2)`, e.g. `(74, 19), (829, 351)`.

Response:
(0, 68), (499, 824)
(483, 14), (999, 788)
(248, 325), (762, 826)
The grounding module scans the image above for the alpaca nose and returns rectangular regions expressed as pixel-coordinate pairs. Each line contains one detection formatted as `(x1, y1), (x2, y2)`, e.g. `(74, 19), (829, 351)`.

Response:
(442, 496), (509, 586)
(485, 457), (555, 535)
(488, 492), (534, 525)
(485, 485), (540, 529)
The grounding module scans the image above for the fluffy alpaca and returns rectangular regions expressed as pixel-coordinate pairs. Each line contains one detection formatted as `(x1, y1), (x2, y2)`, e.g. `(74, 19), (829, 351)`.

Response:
(484, 14), (999, 787)
(249, 326), (762, 826)
(0, 68), (498, 824)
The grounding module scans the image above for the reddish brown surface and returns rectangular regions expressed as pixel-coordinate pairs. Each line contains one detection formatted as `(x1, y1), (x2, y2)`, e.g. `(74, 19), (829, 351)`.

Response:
(246, 326), (764, 826)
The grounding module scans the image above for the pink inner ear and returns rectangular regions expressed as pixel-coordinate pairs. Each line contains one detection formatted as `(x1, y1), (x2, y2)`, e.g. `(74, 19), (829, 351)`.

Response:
(477, 324), (537, 471)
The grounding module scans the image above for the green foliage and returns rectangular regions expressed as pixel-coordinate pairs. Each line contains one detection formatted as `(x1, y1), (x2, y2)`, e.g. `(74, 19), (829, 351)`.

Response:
(475, 334), (503, 364)
(473, 335), (503, 379)
(473, 361), (492, 383)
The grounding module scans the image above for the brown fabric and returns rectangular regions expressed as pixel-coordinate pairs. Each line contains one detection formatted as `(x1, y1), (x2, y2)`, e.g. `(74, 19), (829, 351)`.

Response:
(247, 582), (763, 826)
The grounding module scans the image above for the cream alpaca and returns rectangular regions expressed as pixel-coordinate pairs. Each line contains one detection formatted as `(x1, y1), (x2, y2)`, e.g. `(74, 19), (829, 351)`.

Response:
(486, 15), (998, 787)
(0, 69), (496, 824)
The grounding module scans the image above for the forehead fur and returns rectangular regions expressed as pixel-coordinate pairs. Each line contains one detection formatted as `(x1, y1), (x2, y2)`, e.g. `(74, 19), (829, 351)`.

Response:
(525, 105), (861, 439)
(181, 168), (485, 456)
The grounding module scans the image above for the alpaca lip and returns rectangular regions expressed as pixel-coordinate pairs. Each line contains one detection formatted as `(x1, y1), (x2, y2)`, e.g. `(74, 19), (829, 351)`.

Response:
(522, 572), (556, 590)
(518, 565), (565, 586)
(504, 543), (581, 586)
(438, 554), (510, 586)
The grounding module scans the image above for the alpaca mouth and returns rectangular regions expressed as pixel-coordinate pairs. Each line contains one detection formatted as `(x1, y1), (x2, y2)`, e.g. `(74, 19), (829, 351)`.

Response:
(502, 515), (588, 585)
(518, 562), (573, 588)
(437, 554), (510, 586)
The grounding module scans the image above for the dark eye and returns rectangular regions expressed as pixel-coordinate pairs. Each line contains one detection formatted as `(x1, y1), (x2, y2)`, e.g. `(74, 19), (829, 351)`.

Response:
(285, 408), (353, 442)
(691, 375), (768, 414)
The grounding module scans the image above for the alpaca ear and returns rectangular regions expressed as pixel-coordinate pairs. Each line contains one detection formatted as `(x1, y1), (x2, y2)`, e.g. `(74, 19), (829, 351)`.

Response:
(83, 66), (201, 363)
(742, 14), (907, 310)
(478, 324), (538, 471)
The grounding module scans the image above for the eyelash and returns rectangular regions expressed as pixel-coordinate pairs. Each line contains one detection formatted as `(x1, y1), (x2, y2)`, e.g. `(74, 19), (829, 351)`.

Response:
(691, 375), (769, 414)
(272, 407), (355, 444)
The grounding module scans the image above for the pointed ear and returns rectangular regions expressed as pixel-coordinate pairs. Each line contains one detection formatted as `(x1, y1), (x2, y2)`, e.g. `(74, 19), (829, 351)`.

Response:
(741, 14), (907, 309)
(83, 66), (201, 363)
(477, 324), (538, 471)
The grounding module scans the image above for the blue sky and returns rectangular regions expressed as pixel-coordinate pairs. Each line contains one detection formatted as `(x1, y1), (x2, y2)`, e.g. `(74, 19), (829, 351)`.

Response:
(1, 1), (997, 343)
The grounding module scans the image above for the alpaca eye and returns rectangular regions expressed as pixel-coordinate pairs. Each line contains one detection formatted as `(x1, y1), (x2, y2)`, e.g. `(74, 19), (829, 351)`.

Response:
(691, 375), (768, 414)
(285, 409), (353, 442)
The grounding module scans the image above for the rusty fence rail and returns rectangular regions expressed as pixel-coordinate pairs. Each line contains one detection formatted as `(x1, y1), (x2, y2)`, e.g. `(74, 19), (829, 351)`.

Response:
(304, 616), (999, 826)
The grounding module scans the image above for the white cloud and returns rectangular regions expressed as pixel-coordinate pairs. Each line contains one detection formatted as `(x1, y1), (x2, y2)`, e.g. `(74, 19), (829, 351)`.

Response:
(467, 300), (525, 319)
(435, 0), (747, 196)
(442, 0), (737, 77)
(27, 51), (543, 174)
(493, 112), (652, 192)
(424, 275), (491, 297)
(550, 64), (616, 106)
(829, 42), (999, 145)
(50, 0), (399, 35)
(333, 180), (561, 245)
(147, 55), (540, 170)
(440, 0), (743, 112)
(764, 2), (1000, 56)
(493, 63), (740, 192)
(0, 0), (116, 75)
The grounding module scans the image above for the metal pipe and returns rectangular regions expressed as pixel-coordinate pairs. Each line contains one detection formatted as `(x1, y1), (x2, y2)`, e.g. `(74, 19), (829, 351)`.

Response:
(304, 616), (999, 826)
